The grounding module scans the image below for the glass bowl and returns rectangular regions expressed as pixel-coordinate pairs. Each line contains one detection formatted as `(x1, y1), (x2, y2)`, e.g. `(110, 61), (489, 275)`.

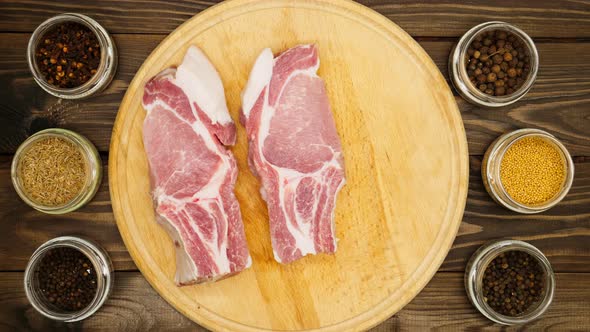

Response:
(24, 236), (113, 322)
(27, 13), (118, 99)
(449, 21), (539, 107)
(482, 128), (574, 214)
(465, 239), (555, 325)
(11, 128), (102, 214)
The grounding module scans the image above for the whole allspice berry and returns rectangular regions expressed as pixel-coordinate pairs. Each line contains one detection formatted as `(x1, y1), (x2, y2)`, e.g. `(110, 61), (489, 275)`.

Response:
(487, 72), (497, 82)
(465, 29), (531, 96)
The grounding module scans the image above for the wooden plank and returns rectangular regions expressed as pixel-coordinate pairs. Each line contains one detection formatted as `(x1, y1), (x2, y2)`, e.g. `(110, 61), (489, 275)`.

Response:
(374, 272), (590, 331)
(0, 271), (588, 331)
(0, 155), (136, 271)
(0, 33), (161, 154)
(0, 271), (205, 331)
(1, 155), (589, 272)
(442, 156), (590, 273)
(1, 33), (589, 155)
(1, 1), (590, 38)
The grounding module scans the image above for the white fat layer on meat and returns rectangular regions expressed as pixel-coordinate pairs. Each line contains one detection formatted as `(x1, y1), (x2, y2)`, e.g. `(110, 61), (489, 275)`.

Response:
(252, 48), (339, 260)
(245, 255), (253, 268)
(259, 187), (267, 202)
(176, 46), (232, 125)
(155, 214), (200, 285)
(146, 47), (242, 278)
(241, 48), (274, 119)
(273, 249), (283, 263)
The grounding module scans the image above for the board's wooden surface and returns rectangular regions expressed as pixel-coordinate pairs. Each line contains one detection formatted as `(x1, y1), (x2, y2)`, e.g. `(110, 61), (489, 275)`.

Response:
(109, 0), (468, 330)
(2, 1), (590, 331)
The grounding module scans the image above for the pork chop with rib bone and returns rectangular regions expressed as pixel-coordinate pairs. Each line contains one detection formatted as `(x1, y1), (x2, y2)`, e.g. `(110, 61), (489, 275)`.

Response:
(241, 44), (346, 264)
(142, 46), (251, 285)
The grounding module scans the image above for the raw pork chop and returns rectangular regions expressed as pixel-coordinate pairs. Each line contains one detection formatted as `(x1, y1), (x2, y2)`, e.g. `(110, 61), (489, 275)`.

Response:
(142, 46), (251, 285)
(240, 44), (346, 264)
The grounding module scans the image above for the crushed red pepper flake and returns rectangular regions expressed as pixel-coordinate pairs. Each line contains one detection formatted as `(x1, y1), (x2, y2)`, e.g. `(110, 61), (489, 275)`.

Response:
(35, 22), (101, 88)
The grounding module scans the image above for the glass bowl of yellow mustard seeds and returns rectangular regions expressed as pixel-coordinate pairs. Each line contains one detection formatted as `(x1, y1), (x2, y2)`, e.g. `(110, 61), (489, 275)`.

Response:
(11, 128), (102, 214)
(482, 128), (574, 213)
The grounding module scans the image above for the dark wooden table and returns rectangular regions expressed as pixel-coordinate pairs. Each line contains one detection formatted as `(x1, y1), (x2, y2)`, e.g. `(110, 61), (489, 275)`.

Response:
(1, 1), (589, 331)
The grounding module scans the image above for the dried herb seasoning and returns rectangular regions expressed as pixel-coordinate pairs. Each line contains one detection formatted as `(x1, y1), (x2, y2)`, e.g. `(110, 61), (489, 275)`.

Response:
(465, 30), (531, 96)
(35, 22), (101, 88)
(36, 247), (98, 312)
(18, 136), (87, 206)
(482, 251), (545, 316)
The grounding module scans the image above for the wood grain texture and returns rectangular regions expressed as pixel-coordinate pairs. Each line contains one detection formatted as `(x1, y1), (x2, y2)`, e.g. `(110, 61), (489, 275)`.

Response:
(1, 0), (590, 38)
(0, 155), (135, 271)
(444, 156), (590, 273)
(0, 1), (588, 331)
(2, 34), (590, 155)
(109, 0), (468, 330)
(2, 155), (588, 273)
(1, 272), (588, 331)
(0, 33), (160, 154)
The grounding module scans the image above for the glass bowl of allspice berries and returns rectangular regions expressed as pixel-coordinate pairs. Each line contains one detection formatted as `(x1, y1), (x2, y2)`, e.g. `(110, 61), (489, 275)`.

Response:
(449, 21), (539, 107)
(465, 239), (555, 325)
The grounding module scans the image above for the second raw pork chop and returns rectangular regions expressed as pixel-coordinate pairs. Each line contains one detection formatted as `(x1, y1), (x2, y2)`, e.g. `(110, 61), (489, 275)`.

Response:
(143, 46), (251, 285)
(240, 45), (346, 264)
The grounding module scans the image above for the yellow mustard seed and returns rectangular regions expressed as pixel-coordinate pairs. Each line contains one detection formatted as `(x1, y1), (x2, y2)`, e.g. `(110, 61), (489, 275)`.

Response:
(500, 136), (565, 205)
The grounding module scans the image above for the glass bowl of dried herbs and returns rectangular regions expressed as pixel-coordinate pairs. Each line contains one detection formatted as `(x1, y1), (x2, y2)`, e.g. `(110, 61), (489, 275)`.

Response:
(27, 13), (117, 99)
(11, 128), (102, 214)
(24, 236), (113, 322)
(465, 239), (555, 325)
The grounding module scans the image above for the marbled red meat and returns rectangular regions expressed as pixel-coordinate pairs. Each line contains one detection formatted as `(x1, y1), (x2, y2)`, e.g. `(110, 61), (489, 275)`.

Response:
(142, 46), (251, 285)
(240, 44), (346, 263)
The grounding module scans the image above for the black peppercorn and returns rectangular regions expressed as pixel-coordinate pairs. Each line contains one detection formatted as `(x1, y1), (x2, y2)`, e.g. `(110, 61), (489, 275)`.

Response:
(35, 247), (98, 312)
(482, 251), (545, 316)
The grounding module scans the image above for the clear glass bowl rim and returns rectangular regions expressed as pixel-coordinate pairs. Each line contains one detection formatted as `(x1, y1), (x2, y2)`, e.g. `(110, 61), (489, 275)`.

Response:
(26, 13), (117, 99)
(465, 239), (555, 325)
(482, 128), (574, 214)
(10, 128), (102, 214)
(23, 236), (113, 322)
(449, 21), (539, 107)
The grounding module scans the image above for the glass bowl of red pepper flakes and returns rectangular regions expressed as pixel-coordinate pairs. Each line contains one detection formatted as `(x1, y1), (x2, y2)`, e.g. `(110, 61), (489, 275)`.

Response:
(27, 13), (118, 99)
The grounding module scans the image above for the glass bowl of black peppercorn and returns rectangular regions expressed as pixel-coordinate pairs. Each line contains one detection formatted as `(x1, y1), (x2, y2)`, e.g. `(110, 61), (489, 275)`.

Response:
(24, 236), (113, 322)
(465, 239), (555, 325)
(449, 21), (539, 107)
(27, 13), (117, 99)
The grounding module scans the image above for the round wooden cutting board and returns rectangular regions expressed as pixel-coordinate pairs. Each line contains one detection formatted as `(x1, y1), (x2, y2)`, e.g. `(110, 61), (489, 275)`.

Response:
(109, 0), (469, 330)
